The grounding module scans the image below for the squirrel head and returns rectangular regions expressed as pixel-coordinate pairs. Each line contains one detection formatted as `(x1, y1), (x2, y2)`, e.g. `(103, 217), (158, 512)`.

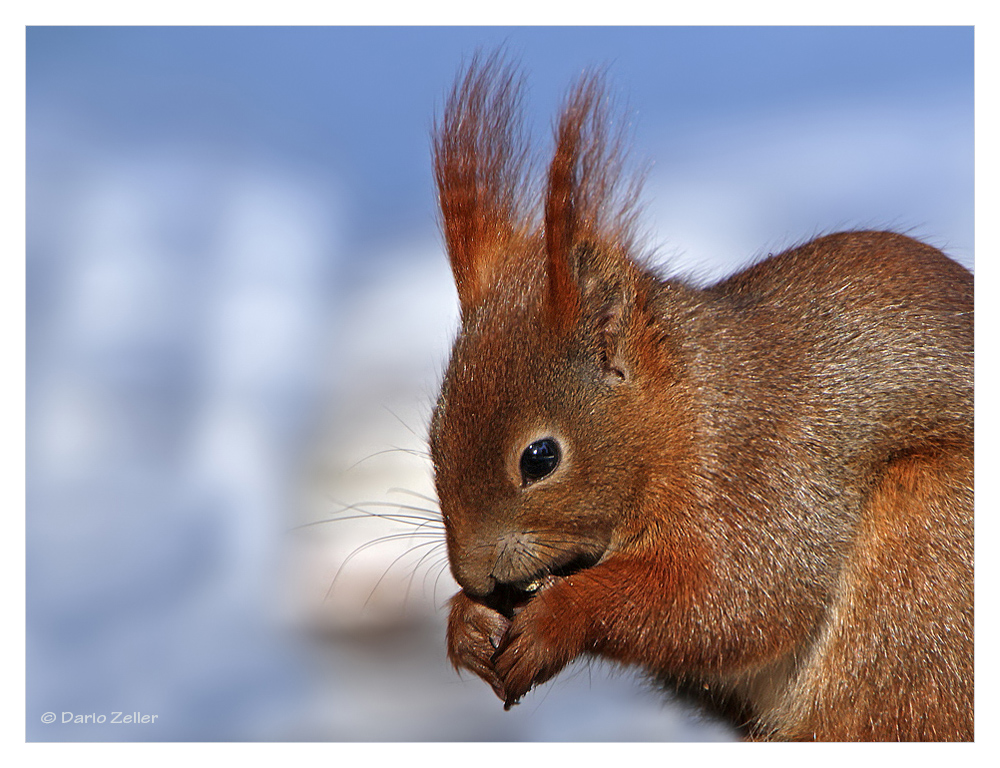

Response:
(428, 56), (690, 599)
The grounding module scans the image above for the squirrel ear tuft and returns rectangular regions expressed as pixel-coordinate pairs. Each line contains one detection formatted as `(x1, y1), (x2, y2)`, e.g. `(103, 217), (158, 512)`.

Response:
(543, 72), (643, 335)
(543, 84), (585, 332)
(435, 59), (643, 326)
(433, 53), (532, 317)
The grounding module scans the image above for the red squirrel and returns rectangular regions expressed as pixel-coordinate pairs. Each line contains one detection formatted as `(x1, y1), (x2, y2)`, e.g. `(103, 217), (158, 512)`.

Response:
(427, 57), (973, 741)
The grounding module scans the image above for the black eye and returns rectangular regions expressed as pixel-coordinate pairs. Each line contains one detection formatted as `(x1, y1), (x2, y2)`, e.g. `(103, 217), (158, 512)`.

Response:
(520, 438), (560, 484)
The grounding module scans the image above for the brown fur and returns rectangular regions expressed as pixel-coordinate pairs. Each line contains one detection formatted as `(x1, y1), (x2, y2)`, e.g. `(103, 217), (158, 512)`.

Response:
(428, 57), (973, 741)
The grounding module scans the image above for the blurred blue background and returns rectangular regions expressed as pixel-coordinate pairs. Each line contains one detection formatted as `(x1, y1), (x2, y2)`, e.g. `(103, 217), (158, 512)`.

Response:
(26, 26), (973, 741)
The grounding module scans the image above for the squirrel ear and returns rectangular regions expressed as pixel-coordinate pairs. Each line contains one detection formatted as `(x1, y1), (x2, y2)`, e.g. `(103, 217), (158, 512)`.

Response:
(433, 55), (532, 317)
(575, 245), (642, 384)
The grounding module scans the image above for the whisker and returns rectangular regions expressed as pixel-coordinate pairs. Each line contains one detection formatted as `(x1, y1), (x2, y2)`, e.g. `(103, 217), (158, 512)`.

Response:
(420, 546), (451, 596)
(308, 484), (449, 611)
(362, 538), (447, 610)
(432, 556), (456, 606)
(387, 487), (440, 507)
(346, 446), (432, 472)
(335, 499), (443, 522)
(381, 404), (429, 441)
(292, 513), (435, 533)
(292, 499), (445, 533)
(402, 542), (451, 607)
(325, 529), (443, 602)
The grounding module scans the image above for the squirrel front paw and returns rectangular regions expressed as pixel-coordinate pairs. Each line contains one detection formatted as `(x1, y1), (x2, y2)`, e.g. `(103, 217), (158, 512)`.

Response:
(491, 580), (588, 709)
(446, 590), (510, 700)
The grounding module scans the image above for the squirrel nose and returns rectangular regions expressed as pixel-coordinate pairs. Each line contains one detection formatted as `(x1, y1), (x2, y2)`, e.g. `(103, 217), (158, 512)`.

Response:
(450, 530), (539, 598)
(450, 554), (497, 598)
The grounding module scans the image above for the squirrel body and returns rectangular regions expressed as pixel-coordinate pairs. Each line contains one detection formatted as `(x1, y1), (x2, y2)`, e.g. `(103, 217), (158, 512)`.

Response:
(428, 59), (973, 741)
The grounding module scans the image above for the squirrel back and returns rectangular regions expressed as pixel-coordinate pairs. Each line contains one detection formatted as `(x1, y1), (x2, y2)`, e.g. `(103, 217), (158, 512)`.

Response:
(428, 57), (973, 741)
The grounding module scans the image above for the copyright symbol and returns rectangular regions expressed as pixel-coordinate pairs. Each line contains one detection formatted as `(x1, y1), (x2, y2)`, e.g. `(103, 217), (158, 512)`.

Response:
(41, 712), (56, 724)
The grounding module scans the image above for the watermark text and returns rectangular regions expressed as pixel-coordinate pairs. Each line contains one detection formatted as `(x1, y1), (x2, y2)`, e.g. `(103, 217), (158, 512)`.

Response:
(40, 711), (159, 725)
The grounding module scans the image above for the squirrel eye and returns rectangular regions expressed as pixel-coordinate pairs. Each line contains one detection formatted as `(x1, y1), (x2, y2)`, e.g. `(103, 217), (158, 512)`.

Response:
(520, 438), (560, 484)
